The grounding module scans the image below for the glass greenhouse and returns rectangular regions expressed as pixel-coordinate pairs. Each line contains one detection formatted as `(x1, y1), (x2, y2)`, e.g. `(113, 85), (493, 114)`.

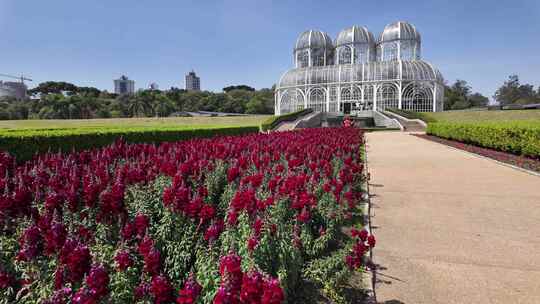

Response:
(275, 22), (444, 115)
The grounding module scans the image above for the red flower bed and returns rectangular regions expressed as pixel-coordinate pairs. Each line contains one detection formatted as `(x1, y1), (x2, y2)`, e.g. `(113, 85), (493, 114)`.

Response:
(415, 134), (540, 173)
(0, 128), (374, 303)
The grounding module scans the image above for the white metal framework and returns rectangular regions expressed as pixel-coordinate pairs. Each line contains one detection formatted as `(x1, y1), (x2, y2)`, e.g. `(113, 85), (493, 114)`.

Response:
(276, 22), (444, 115)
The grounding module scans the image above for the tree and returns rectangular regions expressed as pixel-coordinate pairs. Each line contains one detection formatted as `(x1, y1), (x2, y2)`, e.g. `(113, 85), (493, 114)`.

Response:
(444, 80), (488, 110)
(493, 75), (540, 105)
(245, 97), (266, 114)
(28, 81), (78, 96)
(129, 92), (154, 117)
(77, 86), (101, 97)
(223, 85), (255, 92)
(152, 95), (175, 117)
(468, 93), (489, 107)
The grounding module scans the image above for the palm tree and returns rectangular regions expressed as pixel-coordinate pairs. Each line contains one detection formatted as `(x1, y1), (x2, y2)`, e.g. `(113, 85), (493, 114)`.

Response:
(76, 93), (98, 119)
(152, 95), (174, 117)
(128, 92), (153, 117)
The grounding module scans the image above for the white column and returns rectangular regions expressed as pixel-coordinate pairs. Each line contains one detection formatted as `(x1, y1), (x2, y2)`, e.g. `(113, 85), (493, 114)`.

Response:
(433, 85), (437, 112)
(305, 89), (309, 109)
(373, 85), (377, 111)
(326, 87), (330, 112)
(275, 91), (280, 115)
(398, 82), (402, 109)
(337, 86), (341, 113)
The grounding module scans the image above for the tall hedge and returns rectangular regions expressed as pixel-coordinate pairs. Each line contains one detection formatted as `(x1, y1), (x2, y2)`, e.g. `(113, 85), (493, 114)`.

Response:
(0, 126), (259, 162)
(427, 121), (540, 157)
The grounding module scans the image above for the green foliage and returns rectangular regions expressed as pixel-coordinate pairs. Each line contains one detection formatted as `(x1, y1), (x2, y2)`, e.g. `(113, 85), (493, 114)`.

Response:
(0, 126), (259, 162)
(260, 108), (313, 131)
(15, 82), (275, 121)
(303, 248), (353, 304)
(427, 121), (540, 157)
(222, 85), (255, 92)
(444, 79), (489, 110)
(494, 75), (540, 106)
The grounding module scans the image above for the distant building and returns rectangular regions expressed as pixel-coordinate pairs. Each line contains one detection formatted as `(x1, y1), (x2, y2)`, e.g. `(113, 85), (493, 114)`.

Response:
(149, 82), (159, 90)
(185, 70), (201, 91)
(114, 75), (135, 95)
(0, 81), (27, 100)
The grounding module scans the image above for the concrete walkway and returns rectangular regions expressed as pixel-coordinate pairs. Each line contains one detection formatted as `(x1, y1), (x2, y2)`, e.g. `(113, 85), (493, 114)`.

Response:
(366, 132), (540, 304)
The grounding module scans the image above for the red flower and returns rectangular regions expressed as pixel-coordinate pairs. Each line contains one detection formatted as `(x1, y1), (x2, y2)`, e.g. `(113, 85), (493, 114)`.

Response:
(247, 236), (259, 252)
(176, 274), (202, 304)
(367, 235), (376, 248)
(199, 204), (216, 222)
(115, 250), (134, 271)
(134, 213), (150, 236)
(85, 264), (110, 299)
(150, 275), (174, 304)
(261, 278), (284, 304)
(143, 248), (161, 275)
(240, 270), (263, 303)
(0, 271), (13, 289)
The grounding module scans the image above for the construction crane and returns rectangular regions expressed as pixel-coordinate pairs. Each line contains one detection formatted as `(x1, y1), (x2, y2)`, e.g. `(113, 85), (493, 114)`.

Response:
(0, 73), (32, 84)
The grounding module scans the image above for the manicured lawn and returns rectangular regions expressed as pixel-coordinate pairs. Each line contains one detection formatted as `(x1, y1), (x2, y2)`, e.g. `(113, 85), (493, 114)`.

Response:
(0, 115), (271, 131)
(420, 109), (540, 123)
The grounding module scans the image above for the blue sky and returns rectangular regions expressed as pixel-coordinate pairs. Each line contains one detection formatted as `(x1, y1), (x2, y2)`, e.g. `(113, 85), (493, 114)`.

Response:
(1, 0), (539, 99)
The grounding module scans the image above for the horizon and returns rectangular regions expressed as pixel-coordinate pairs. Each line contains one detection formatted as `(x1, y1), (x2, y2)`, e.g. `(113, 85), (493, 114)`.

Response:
(1, 0), (539, 99)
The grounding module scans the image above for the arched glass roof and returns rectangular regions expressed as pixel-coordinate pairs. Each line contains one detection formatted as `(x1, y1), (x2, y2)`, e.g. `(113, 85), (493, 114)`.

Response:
(277, 60), (443, 88)
(379, 21), (421, 43)
(335, 26), (375, 47)
(295, 30), (334, 50)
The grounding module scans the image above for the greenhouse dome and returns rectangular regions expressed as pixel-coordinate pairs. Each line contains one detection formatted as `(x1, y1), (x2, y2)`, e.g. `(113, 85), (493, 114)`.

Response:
(275, 22), (444, 115)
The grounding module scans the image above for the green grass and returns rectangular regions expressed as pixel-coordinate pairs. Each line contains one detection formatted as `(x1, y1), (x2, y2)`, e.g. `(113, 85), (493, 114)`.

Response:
(419, 109), (540, 123)
(0, 115), (271, 132)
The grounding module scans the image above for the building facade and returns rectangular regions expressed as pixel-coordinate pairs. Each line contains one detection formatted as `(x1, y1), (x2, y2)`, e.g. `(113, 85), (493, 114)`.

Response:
(185, 71), (201, 91)
(114, 75), (135, 95)
(275, 22), (444, 115)
(0, 81), (27, 100)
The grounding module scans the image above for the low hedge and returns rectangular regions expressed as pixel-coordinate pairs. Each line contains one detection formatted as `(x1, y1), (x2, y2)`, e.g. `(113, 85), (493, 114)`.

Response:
(427, 121), (540, 157)
(386, 108), (437, 123)
(0, 126), (259, 162)
(260, 109), (313, 131)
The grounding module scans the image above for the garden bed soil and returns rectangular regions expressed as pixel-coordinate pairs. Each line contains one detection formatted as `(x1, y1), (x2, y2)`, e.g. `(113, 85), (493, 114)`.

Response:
(414, 134), (540, 174)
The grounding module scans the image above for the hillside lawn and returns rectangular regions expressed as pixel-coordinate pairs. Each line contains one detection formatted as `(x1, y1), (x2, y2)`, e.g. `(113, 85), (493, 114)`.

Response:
(420, 109), (540, 123)
(0, 115), (271, 132)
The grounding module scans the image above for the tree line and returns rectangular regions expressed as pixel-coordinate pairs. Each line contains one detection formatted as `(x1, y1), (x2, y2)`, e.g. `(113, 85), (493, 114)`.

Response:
(444, 75), (540, 110)
(0, 82), (275, 120)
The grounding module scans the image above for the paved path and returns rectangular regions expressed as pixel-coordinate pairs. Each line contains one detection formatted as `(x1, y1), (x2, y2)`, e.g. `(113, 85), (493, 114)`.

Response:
(366, 132), (540, 304)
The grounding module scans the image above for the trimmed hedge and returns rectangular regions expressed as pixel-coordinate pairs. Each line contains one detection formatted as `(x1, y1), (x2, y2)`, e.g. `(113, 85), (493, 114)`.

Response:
(0, 126), (260, 162)
(427, 121), (540, 157)
(386, 108), (437, 123)
(260, 109), (313, 131)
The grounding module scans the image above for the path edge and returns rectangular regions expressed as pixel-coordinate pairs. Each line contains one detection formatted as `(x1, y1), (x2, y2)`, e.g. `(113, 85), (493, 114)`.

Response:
(361, 136), (377, 304)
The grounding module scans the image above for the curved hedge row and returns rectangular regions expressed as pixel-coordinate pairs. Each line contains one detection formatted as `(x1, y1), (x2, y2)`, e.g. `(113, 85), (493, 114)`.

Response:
(260, 109), (313, 131)
(0, 126), (259, 162)
(427, 121), (540, 157)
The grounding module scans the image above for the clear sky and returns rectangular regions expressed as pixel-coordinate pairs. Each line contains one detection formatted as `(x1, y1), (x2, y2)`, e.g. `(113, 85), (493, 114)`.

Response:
(1, 0), (539, 99)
